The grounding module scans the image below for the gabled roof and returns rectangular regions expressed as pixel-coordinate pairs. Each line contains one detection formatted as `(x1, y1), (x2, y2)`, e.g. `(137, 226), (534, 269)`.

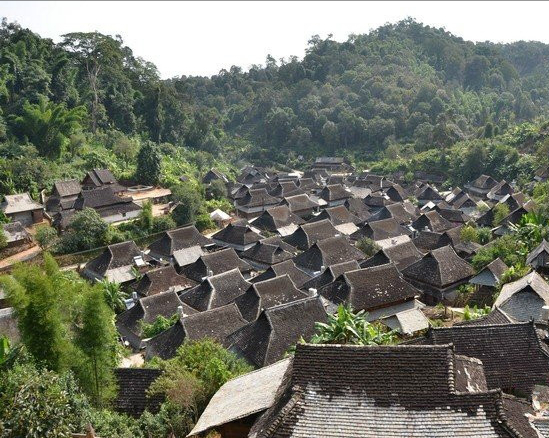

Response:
(235, 275), (310, 321)
(148, 225), (213, 258)
(296, 177), (320, 191)
(469, 174), (499, 190)
(85, 240), (142, 277)
(294, 235), (365, 272)
(374, 240), (424, 271)
(76, 186), (132, 210)
(2, 221), (30, 243)
(320, 264), (420, 312)
(114, 368), (163, 417)
(454, 307), (516, 326)
(488, 180), (514, 199)
(424, 322), (549, 397)
(416, 184), (443, 201)
(1, 193), (43, 214)
(436, 207), (472, 224)
(269, 181), (304, 198)
(251, 260), (312, 289)
(211, 223), (263, 247)
(343, 198), (371, 222)
(453, 193), (477, 209)
(302, 260), (361, 291)
(368, 203), (417, 225)
(470, 258), (508, 287)
(494, 271), (549, 321)
(385, 184), (408, 202)
(181, 248), (252, 282)
(248, 343), (529, 438)
(319, 184), (351, 202)
(131, 265), (196, 297)
(283, 219), (339, 250)
(85, 168), (117, 186)
(412, 210), (453, 232)
(527, 239), (549, 265)
(307, 205), (360, 226)
(350, 218), (411, 242)
(402, 245), (474, 288)
(180, 268), (251, 312)
(53, 179), (81, 198)
(240, 241), (295, 266)
(228, 296), (327, 368)
(281, 193), (319, 212)
(235, 188), (280, 208)
(251, 206), (305, 232)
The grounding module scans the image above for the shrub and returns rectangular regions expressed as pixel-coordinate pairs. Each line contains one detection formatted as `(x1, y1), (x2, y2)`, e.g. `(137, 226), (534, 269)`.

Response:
(195, 213), (215, 232)
(141, 314), (178, 338)
(356, 237), (381, 257)
(58, 208), (110, 253)
(35, 224), (59, 249)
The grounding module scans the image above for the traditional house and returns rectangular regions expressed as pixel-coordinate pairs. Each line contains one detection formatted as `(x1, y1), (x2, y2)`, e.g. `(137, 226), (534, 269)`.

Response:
(293, 235), (364, 275)
(465, 174), (499, 199)
(1, 193), (44, 226)
(82, 168), (124, 192)
(296, 177), (321, 193)
(235, 188), (281, 218)
(350, 218), (411, 244)
(180, 268), (251, 312)
(235, 275), (310, 322)
(240, 241), (295, 270)
(147, 225), (213, 265)
(114, 368), (164, 417)
(180, 248), (253, 281)
(368, 203), (418, 225)
(527, 240), (549, 274)
(402, 245), (474, 304)
(250, 260), (312, 289)
(435, 206), (472, 225)
(308, 205), (360, 226)
(2, 221), (32, 249)
(311, 156), (352, 173)
(343, 198), (371, 222)
(468, 258), (508, 306)
(385, 184), (408, 202)
(268, 181), (304, 198)
(82, 241), (146, 284)
(146, 303), (247, 360)
(487, 180), (514, 202)
(240, 343), (535, 438)
(250, 205), (304, 236)
(202, 168), (229, 184)
(318, 184), (351, 207)
(412, 210), (453, 233)
(46, 179), (82, 212)
(280, 193), (319, 219)
(130, 265), (196, 298)
(209, 208), (231, 228)
(228, 296), (327, 368)
(493, 271), (549, 322)
(363, 193), (392, 211)
(361, 240), (423, 271)
(283, 219), (339, 250)
(415, 184), (444, 206)
(302, 260), (361, 291)
(211, 223), (263, 252)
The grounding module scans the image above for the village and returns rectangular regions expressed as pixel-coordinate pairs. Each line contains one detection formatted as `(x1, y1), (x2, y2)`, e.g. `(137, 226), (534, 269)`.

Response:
(2, 154), (549, 437)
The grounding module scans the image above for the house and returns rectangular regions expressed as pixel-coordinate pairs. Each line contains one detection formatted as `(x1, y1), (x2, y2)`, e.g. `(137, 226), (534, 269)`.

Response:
(493, 271), (549, 322)
(435, 206), (472, 225)
(296, 177), (320, 192)
(412, 229), (452, 253)
(242, 343), (535, 438)
(280, 193), (319, 219)
(527, 240), (549, 273)
(179, 268), (251, 312)
(188, 358), (291, 438)
(422, 322), (549, 398)
(180, 248), (253, 281)
(114, 368), (164, 417)
(302, 260), (361, 291)
(250, 260), (312, 289)
(147, 225), (213, 263)
(361, 240), (423, 271)
(368, 203), (418, 225)
(116, 290), (184, 349)
(385, 184), (408, 202)
(240, 240), (295, 270)
(82, 168), (124, 192)
(293, 235), (364, 275)
(350, 218), (411, 244)
(343, 198), (371, 222)
(402, 245), (474, 304)
(468, 258), (508, 306)
(209, 209), (231, 228)
(363, 193), (392, 211)
(211, 223), (263, 251)
(311, 156), (352, 173)
(487, 180), (514, 201)
(1, 193), (44, 226)
(465, 174), (499, 199)
(415, 184), (443, 206)
(411, 210), (453, 233)
(130, 265), (196, 298)
(308, 205), (360, 227)
(46, 179), (82, 212)
(2, 221), (32, 249)
(283, 219), (339, 250)
(203, 168), (228, 184)
(318, 184), (351, 207)
(146, 304), (248, 360)
(250, 205), (304, 236)
(268, 181), (304, 198)
(235, 275), (310, 322)
(318, 264), (427, 334)
(228, 296), (328, 368)
(82, 241), (146, 284)
(235, 188), (281, 218)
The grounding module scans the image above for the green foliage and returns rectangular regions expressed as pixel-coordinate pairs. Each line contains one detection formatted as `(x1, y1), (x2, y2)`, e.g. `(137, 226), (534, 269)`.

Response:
(499, 265), (532, 287)
(472, 233), (527, 271)
(141, 314), (178, 338)
(356, 237), (381, 257)
(460, 225), (479, 243)
(477, 227), (493, 245)
(58, 208), (110, 253)
(309, 304), (397, 346)
(171, 182), (203, 226)
(139, 200), (154, 232)
(492, 203), (510, 226)
(97, 279), (126, 313)
(195, 213), (215, 232)
(0, 228), (6, 250)
(207, 179), (227, 200)
(151, 214), (176, 233)
(463, 305), (491, 321)
(35, 224), (58, 249)
(136, 141), (162, 186)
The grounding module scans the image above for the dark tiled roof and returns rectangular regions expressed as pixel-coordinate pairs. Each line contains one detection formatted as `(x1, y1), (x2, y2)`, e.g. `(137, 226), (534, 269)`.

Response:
(343, 198), (371, 222)
(412, 211), (453, 232)
(386, 184), (408, 202)
(228, 296), (327, 368)
(181, 248), (252, 282)
(454, 307), (516, 326)
(85, 241), (142, 277)
(368, 203), (417, 225)
(379, 240), (424, 271)
(296, 178), (320, 191)
(412, 230), (451, 253)
(77, 186), (130, 209)
(179, 268), (251, 312)
(470, 174), (499, 190)
(147, 225), (213, 258)
(53, 179), (81, 197)
(235, 188), (280, 208)
(240, 241), (295, 266)
(283, 219), (339, 250)
(402, 245), (474, 288)
(423, 322), (549, 397)
(319, 264), (420, 311)
(131, 265), (196, 297)
(302, 260), (361, 291)
(307, 205), (360, 226)
(269, 181), (304, 198)
(350, 218), (411, 242)
(319, 184), (351, 202)
(416, 185), (443, 201)
(251, 206), (305, 232)
(281, 194), (319, 213)
(251, 260), (312, 289)
(114, 368), (164, 417)
(235, 275), (309, 321)
(212, 223), (263, 247)
(437, 207), (472, 224)
(293, 235), (364, 272)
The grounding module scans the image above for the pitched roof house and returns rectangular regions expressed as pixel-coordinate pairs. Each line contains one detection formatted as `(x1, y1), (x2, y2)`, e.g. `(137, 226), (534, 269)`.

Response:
(350, 217), (411, 243)
(250, 205), (305, 236)
(240, 241), (295, 270)
(250, 260), (312, 289)
(83, 241), (145, 283)
(361, 240), (424, 271)
(2, 221), (32, 248)
(82, 168), (124, 192)
(368, 203), (419, 225)
(280, 193), (319, 219)
(466, 174), (499, 198)
(114, 368), (164, 417)
(147, 225), (213, 262)
(283, 219), (339, 250)
(318, 184), (351, 207)
(343, 198), (371, 222)
(412, 210), (453, 232)
(235, 188), (281, 218)
(130, 265), (196, 297)
(527, 240), (549, 273)
(202, 168), (228, 184)
(180, 248), (253, 281)
(302, 260), (361, 291)
(211, 223), (263, 251)
(1, 193), (44, 226)
(308, 205), (360, 226)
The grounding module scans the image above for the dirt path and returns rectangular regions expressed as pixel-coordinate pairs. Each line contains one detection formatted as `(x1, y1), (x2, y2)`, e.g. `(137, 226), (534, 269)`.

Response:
(0, 245), (41, 269)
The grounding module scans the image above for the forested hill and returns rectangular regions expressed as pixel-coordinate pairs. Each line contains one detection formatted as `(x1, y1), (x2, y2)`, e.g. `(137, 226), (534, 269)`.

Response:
(2, 18), (549, 177)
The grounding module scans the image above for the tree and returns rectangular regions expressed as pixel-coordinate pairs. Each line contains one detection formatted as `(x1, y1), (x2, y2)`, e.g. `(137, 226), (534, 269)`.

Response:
(356, 237), (381, 257)
(208, 179), (227, 200)
(460, 225), (479, 243)
(136, 141), (162, 186)
(35, 224), (58, 249)
(0, 228), (6, 250)
(141, 314), (178, 338)
(308, 304), (397, 346)
(74, 287), (117, 406)
(10, 98), (86, 158)
(492, 203), (510, 227)
(58, 208), (110, 253)
(97, 279), (126, 313)
(139, 200), (154, 232)
(171, 183), (203, 226)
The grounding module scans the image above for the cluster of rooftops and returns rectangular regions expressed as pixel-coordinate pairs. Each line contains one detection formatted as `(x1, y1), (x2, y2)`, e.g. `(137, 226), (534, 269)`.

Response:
(3, 157), (549, 436)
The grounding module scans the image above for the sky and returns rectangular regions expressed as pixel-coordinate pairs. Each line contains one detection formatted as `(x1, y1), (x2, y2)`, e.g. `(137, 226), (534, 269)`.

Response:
(3, 1), (549, 79)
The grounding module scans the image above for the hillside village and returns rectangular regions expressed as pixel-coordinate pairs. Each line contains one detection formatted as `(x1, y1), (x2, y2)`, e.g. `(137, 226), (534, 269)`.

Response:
(3, 154), (549, 437)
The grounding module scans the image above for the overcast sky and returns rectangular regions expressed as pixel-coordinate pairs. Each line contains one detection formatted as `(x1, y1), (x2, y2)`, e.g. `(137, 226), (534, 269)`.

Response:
(3, 1), (549, 78)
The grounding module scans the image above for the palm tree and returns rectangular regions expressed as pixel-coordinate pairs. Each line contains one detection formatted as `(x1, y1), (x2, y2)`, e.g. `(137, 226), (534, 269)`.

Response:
(309, 304), (397, 346)
(97, 279), (126, 313)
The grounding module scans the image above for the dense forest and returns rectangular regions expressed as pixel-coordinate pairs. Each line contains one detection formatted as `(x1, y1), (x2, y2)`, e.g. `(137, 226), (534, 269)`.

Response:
(2, 17), (549, 196)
